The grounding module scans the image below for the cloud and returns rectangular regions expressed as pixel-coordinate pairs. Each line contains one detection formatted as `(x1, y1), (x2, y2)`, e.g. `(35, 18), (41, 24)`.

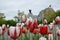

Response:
(0, 0), (60, 20)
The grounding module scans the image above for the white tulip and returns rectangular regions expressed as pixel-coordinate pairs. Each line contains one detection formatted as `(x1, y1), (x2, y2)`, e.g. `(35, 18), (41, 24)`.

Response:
(9, 27), (15, 36)
(56, 30), (60, 36)
(39, 37), (46, 40)
(56, 26), (59, 30)
(2, 24), (6, 29)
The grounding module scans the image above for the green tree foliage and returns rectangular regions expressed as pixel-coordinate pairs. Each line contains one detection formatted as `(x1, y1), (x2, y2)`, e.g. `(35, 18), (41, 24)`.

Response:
(6, 20), (17, 26)
(0, 19), (17, 26)
(44, 8), (56, 23)
(55, 10), (60, 16)
(37, 20), (42, 24)
(0, 19), (5, 26)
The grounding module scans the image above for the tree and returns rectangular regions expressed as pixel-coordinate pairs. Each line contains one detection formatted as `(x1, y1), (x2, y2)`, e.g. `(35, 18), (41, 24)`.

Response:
(37, 20), (42, 24)
(6, 20), (17, 26)
(0, 13), (6, 19)
(55, 10), (60, 16)
(44, 8), (56, 23)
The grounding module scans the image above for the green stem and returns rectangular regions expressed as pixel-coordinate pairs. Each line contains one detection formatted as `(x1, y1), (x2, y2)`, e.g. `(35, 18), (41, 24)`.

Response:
(20, 34), (22, 40)
(58, 36), (60, 40)
(18, 36), (20, 40)
(2, 34), (4, 40)
(33, 34), (39, 40)
(25, 32), (28, 40)
(0, 35), (2, 40)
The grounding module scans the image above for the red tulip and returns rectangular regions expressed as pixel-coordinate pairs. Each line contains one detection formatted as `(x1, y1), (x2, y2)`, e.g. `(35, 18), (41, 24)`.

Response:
(20, 27), (23, 34)
(39, 25), (48, 35)
(33, 29), (39, 34)
(25, 17), (33, 29)
(21, 28), (27, 33)
(32, 18), (38, 28)
(22, 15), (26, 23)
(7, 27), (20, 40)
(22, 29), (25, 33)
(26, 19), (32, 29)
(30, 25), (34, 33)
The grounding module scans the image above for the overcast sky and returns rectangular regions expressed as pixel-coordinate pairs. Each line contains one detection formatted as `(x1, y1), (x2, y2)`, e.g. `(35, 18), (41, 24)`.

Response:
(0, 0), (60, 20)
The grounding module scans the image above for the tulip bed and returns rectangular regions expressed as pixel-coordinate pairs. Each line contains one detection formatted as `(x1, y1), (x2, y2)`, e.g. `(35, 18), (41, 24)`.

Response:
(0, 16), (60, 40)
(1, 34), (60, 40)
(1, 26), (60, 40)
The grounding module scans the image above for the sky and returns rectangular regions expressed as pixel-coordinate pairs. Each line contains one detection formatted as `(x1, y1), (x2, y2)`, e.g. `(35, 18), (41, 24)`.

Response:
(0, 0), (60, 20)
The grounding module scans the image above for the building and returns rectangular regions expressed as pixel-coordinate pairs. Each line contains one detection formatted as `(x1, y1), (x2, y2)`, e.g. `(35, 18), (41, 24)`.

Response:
(27, 9), (33, 18)
(38, 5), (55, 21)
(14, 10), (26, 22)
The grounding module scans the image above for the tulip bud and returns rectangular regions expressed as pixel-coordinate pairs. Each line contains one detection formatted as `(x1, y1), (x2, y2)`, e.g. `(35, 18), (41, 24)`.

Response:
(43, 19), (47, 24)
